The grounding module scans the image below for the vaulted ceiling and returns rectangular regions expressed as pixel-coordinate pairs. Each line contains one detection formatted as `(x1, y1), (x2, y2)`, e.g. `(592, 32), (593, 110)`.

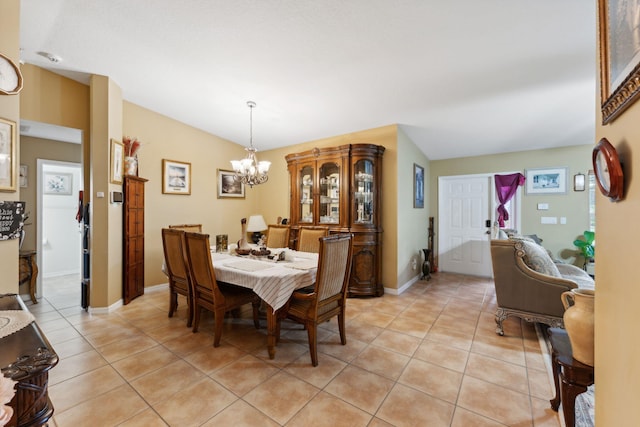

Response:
(19, 0), (596, 160)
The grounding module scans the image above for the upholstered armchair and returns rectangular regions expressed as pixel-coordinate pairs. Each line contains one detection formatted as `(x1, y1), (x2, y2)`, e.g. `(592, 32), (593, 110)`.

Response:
(490, 238), (594, 335)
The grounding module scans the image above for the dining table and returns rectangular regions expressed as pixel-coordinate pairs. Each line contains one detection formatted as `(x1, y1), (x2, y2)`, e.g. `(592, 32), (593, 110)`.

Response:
(211, 248), (318, 359)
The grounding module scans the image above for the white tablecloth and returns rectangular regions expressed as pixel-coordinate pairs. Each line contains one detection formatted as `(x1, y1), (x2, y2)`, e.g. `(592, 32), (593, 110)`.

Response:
(211, 250), (318, 312)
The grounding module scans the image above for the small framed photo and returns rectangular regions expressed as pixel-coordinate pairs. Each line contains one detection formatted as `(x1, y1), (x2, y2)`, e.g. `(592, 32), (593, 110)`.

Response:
(574, 173), (586, 192)
(217, 169), (245, 198)
(110, 139), (124, 184)
(44, 172), (73, 195)
(413, 163), (424, 208)
(0, 117), (17, 192)
(525, 167), (568, 195)
(163, 159), (191, 195)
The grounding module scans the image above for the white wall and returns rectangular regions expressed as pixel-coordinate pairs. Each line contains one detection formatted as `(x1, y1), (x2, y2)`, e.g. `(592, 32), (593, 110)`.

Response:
(41, 162), (82, 278)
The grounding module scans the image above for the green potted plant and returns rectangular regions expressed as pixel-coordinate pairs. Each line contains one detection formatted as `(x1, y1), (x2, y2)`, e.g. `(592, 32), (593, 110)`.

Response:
(573, 230), (595, 270)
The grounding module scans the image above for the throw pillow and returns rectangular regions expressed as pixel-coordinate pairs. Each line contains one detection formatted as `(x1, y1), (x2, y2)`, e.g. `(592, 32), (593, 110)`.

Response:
(520, 240), (562, 277)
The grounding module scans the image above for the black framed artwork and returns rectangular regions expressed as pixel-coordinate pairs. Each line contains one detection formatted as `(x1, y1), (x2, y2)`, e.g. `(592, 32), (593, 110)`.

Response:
(414, 163), (424, 208)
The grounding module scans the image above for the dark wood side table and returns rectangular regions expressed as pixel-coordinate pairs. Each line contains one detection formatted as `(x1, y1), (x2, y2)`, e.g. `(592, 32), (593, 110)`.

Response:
(18, 250), (38, 304)
(548, 327), (595, 427)
(0, 294), (58, 427)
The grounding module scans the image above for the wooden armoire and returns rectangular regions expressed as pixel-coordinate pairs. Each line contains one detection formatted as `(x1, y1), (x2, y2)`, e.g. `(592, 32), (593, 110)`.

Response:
(123, 175), (148, 304)
(285, 144), (385, 297)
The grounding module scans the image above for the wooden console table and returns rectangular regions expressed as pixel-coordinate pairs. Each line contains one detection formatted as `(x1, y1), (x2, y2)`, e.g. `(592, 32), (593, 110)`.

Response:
(548, 327), (595, 427)
(0, 294), (58, 427)
(19, 250), (38, 304)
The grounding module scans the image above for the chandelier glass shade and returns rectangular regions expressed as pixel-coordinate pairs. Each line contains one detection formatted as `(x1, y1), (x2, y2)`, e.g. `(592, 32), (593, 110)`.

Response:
(231, 101), (270, 187)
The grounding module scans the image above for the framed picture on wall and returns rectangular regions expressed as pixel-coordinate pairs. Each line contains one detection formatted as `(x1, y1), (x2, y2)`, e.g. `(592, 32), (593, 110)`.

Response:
(44, 172), (73, 195)
(162, 159), (191, 194)
(0, 117), (17, 192)
(217, 169), (245, 198)
(599, 0), (640, 123)
(525, 167), (568, 195)
(110, 139), (124, 184)
(414, 163), (424, 208)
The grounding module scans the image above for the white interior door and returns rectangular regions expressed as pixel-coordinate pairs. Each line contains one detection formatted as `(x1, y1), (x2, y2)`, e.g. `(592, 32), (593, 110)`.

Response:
(438, 174), (493, 277)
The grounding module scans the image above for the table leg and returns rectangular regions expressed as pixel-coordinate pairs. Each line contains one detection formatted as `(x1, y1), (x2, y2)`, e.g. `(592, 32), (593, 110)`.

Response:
(550, 352), (561, 410)
(560, 374), (588, 427)
(266, 307), (277, 359)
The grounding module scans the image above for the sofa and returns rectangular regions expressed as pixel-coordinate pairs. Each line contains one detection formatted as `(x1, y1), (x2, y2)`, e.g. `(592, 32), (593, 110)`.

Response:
(490, 238), (595, 335)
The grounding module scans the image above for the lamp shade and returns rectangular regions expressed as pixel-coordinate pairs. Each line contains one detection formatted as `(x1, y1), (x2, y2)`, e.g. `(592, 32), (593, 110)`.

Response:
(246, 215), (267, 232)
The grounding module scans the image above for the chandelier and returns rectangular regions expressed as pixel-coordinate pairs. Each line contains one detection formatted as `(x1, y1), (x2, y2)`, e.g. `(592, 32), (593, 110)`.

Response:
(230, 101), (271, 187)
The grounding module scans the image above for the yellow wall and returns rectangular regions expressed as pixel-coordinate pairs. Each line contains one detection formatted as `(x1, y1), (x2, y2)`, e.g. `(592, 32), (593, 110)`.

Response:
(122, 102), (257, 287)
(19, 137), (82, 253)
(0, 0), (21, 294)
(260, 125), (403, 289)
(430, 145), (593, 264)
(594, 8), (640, 422)
(20, 64), (91, 196)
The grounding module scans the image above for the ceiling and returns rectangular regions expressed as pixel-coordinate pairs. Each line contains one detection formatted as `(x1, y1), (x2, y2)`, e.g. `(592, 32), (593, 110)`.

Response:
(19, 0), (596, 160)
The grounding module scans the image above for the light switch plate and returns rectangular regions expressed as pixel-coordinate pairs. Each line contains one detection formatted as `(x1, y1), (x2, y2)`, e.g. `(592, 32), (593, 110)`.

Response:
(537, 203), (549, 210)
(541, 216), (557, 224)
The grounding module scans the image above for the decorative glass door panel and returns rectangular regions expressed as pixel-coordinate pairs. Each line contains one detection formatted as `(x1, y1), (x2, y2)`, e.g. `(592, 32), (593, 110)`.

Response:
(354, 160), (374, 224)
(300, 166), (314, 223)
(319, 162), (340, 224)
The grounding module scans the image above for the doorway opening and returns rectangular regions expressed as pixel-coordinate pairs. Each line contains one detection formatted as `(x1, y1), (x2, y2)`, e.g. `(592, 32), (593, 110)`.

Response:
(37, 160), (83, 305)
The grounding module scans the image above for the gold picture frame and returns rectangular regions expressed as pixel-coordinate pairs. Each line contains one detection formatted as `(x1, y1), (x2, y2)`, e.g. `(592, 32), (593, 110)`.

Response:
(110, 139), (124, 184)
(599, 0), (640, 124)
(0, 117), (17, 192)
(162, 159), (191, 195)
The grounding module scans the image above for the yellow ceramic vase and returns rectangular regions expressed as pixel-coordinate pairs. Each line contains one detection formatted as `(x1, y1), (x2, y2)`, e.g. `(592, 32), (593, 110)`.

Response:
(561, 288), (595, 366)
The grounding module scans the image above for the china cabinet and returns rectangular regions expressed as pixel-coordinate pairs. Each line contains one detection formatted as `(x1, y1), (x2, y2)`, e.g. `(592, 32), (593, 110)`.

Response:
(286, 144), (385, 296)
(123, 175), (148, 304)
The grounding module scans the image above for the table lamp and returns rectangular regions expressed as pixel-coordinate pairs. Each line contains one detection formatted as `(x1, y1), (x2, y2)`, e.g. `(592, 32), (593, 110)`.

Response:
(246, 215), (267, 244)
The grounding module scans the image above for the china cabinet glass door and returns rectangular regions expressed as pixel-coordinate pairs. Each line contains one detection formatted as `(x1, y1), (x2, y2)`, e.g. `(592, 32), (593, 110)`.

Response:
(354, 160), (374, 224)
(299, 165), (314, 223)
(319, 162), (340, 224)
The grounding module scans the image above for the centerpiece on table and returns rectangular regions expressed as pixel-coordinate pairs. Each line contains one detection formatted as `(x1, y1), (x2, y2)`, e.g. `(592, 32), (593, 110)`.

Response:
(122, 136), (142, 176)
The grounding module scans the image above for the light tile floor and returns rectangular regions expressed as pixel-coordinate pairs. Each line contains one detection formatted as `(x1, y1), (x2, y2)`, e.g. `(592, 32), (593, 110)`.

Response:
(29, 273), (562, 426)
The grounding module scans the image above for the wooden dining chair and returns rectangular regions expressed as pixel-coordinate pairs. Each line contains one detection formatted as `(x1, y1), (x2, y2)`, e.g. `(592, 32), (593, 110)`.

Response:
(161, 228), (193, 327)
(183, 231), (260, 347)
(296, 226), (329, 253)
(278, 233), (353, 366)
(169, 223), (203, 233)
(265, 224), (290, 248)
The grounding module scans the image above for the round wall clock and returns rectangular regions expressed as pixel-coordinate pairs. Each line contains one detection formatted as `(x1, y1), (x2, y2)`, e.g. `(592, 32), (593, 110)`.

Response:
(0, 52), (23, 95)
(592, 137), (624, 201)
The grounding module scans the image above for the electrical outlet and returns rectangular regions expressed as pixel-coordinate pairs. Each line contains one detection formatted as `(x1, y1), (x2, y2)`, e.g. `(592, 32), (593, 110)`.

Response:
(411, 258), (417, 271)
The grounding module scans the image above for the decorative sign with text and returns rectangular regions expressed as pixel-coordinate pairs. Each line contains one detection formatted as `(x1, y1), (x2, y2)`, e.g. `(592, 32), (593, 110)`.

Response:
(0, 201), (26, 241)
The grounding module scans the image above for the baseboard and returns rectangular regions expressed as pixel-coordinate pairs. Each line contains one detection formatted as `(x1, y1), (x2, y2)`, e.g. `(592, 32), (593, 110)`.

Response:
(89, 298), (123, 314)
(146, 283), (169, 293)
(384, 274), (421, 295)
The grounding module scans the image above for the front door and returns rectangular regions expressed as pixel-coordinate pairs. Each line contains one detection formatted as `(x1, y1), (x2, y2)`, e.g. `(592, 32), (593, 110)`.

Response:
(438, 174), (493, 277)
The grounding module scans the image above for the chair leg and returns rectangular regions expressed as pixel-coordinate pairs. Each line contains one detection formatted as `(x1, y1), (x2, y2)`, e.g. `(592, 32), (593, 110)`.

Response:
(192, 305), (201, 333)
(213, 308), (225, 347)
(252, 300), (260, 329)
(186, 296), (193, 328)
(307, 322), (318, 367)
(168, 289), (177, 318)
(338, 312), (347, 345)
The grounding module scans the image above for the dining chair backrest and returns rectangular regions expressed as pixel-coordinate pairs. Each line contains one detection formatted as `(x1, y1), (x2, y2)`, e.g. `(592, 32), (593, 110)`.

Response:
(315, 234), (353, 304)
(296, 226), (330, 253)
(183, 232), (224, 301)
(161, 228), (189, 285)
(169, 223), (203, 233)
(266, 224), (290, 248)
(162, 227), (195, 326)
